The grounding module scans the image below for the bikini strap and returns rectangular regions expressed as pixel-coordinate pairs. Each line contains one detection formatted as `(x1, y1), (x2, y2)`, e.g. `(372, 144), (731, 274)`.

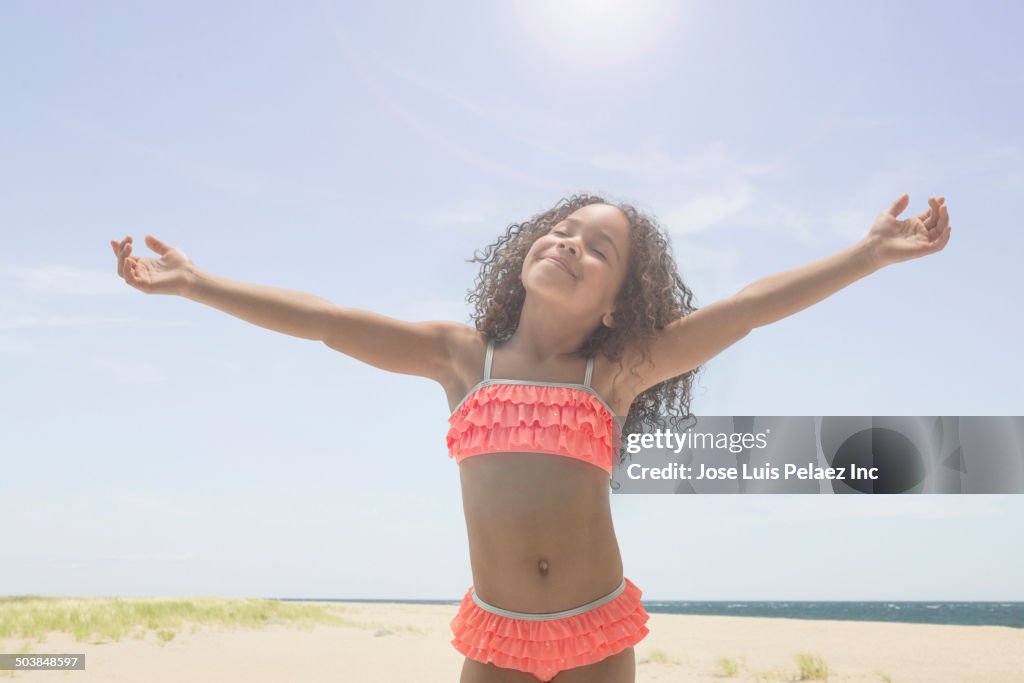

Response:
(583, 356), (594, 387)
(483, 338), (495, 381)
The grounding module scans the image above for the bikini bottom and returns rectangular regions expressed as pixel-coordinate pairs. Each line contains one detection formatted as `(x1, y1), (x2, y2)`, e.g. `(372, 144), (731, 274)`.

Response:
(450, 576), (650, 682)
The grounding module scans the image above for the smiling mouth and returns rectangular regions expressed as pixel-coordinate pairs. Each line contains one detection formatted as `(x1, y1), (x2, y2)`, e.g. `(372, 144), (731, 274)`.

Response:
(544, 257), (575, 278)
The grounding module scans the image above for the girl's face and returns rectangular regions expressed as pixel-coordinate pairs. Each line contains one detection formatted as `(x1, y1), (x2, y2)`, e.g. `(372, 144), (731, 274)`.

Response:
(522, 203), (632, 325)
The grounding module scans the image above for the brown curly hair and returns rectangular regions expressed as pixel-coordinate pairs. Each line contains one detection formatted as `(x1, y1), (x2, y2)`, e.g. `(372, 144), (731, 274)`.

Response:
(464, 192), (705, 472)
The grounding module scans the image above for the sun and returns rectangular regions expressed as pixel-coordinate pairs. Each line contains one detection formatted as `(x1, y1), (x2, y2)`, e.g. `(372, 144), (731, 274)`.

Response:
(508, 0), (687, 68)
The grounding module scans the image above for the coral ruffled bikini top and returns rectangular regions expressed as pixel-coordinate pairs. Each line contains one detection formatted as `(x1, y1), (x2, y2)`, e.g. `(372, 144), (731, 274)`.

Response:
(447, 338), (619, 475)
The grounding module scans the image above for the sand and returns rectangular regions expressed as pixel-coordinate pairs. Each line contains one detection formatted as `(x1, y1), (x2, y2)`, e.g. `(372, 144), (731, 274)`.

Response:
(1, 600), (1022, 682)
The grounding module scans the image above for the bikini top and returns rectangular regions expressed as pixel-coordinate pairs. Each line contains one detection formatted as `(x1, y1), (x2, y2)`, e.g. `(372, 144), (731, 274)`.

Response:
(446, 338), (619, 475)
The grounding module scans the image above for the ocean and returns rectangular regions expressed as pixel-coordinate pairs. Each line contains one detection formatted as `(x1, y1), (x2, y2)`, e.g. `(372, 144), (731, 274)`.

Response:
(274, 598), (1024, 629)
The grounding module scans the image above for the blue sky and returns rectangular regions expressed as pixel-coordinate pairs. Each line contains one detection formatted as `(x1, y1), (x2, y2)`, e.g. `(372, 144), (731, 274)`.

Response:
(1, 0), (1022, 601)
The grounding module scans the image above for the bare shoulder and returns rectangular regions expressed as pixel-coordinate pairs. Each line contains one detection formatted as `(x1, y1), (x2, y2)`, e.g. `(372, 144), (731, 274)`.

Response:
(603, 296), (753, 402)
(321, 309), (481, 388)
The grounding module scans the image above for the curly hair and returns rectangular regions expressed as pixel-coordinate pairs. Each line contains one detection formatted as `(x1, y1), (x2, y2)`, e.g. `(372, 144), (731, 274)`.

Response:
(464, 192), (705, 472)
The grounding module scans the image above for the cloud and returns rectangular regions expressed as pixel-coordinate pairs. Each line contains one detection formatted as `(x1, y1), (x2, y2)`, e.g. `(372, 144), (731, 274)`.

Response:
(100, 487), (203, 519)
(90, 356), (168, 385)
(746, 494), (1007, 522)
(392, 297), (473, 325)
(20, 553), (196, 569)
(0, 264), (127, 297)
(587, 139), (781, 180)
(0, 335), (33, 352)
(663, 237), (744, 302)
(96, 553), (196, 563)
(0, 315), (196, 331)
(0, 264), (199, 333)
(658, 184), (757, 237)
(317, 4), (565, 193)
(417, 204), (510, 231)
(41, 112), (273, 198)
(373, 63), (579, 152)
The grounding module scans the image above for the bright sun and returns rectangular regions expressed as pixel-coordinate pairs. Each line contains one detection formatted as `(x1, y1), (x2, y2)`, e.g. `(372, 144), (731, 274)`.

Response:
(509, 0), (686, 68)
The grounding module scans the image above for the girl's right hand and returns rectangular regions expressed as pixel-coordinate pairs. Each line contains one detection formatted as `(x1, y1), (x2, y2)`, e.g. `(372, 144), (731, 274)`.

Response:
(110, 234), (196, 296)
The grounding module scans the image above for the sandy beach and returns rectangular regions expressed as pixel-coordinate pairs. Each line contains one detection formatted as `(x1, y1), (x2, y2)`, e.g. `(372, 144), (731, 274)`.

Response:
(2, 599), (1022, 682)
(0, 598), (1019, 683)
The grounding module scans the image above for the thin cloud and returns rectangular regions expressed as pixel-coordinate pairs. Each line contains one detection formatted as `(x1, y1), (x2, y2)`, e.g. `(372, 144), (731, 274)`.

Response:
(96, 553), (196, 563)
(42, 112), (272, 198)
(317, 1), (566, 193)
(0, 264), (199, 331)
(371, 60), (589, 166)
(1, 264), (126, 297)
(664, 236), (745, 302)
(101, 487), (203, 520)
(658, 185), (757, 237)
(0, 335), (34, 352)
(90, 356), (168, 385)
(587, 140), (781, 179)
(746, 494), (1006, 522)
(0, 315), (196, 331)
(393, 297), (473, 325)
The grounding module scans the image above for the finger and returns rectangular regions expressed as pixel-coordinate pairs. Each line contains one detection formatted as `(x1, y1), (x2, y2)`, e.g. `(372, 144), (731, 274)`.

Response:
(929, 224), (951, 251)
(929, 196), (950, 220)
(120, 239), (134, 276)
(888, 192), (910, 217)
(927, 204), (948, 241)
(118, 242), (128, 277)
(145, 234), (172, 255)
(927, 198), (940, 229)
(125, 256), (142, 286)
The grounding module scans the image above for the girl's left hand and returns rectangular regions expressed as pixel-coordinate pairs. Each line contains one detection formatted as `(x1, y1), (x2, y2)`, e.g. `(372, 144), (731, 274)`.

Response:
(866, 193), (952, 267)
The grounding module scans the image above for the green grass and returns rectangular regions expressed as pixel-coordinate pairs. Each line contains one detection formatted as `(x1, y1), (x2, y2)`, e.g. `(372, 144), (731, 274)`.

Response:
(795, 653), (830, 680)
(0, 641), (32, 679)
(638, 648), (679, 665)
(0, 595), (360, 644)
(717, 656), (740, 677)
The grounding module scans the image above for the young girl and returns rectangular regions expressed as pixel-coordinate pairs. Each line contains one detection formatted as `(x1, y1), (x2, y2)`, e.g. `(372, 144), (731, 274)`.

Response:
(110, 191), (951, 682)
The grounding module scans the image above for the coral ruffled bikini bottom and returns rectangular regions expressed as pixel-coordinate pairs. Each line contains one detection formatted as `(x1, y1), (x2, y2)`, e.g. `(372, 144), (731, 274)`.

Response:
(450, 576), (650, 682)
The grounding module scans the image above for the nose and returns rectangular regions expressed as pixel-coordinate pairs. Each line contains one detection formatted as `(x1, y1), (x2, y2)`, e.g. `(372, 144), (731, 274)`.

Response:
(556, 236), (579, 257)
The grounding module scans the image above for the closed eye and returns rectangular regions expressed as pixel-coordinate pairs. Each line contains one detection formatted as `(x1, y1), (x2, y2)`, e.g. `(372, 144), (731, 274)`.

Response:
(553, 230), (606, 260)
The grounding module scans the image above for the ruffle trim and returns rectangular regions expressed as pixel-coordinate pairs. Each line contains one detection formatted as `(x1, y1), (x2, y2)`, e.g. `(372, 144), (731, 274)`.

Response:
(447, 384), (616, 474)
(449, 578), (649, 679)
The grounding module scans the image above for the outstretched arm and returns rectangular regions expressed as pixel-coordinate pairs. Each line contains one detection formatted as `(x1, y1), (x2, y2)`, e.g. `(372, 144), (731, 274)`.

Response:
(737, 194), (951, 329)
(112, 234), (461, 385)
(618, 194), (953, 396)
(187, 267), (460, 381)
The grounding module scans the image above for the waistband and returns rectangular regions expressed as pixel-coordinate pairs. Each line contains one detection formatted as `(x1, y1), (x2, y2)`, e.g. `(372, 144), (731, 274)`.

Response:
(470, 578), (627, 621)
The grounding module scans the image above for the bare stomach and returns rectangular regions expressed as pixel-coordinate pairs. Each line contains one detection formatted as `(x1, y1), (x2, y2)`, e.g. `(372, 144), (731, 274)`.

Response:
(458, 452), (624, 613)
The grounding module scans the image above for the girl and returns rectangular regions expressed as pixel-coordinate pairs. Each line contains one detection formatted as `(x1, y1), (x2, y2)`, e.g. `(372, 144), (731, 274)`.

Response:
(110, 191), (951, 682)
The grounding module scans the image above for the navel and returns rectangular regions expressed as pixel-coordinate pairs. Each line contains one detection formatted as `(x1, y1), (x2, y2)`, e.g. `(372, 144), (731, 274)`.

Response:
(537, 558), (549, 576)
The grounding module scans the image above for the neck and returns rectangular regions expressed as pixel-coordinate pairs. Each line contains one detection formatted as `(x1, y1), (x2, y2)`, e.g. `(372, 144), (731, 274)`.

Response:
(506, 296), (601, 363)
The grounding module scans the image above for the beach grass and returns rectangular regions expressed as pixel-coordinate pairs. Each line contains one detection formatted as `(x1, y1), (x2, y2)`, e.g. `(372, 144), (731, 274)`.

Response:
(717, 656), (740, 676)
(0, 595), (361, 644)
(795, 653), (830, 680)
(638, 647), (687, 665)
(639, 648), (671, 664)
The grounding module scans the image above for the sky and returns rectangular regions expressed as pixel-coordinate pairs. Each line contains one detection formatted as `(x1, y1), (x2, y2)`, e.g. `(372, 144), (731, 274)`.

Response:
(1, 0), (1022, 602)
